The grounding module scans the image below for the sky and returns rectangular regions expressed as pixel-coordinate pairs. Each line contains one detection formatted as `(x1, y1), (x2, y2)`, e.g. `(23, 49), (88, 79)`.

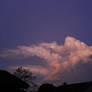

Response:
(0, 0), (92, 85)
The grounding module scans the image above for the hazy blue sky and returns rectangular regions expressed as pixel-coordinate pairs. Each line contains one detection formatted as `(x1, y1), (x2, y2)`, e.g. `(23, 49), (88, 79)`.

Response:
(0, 0), (92, 48)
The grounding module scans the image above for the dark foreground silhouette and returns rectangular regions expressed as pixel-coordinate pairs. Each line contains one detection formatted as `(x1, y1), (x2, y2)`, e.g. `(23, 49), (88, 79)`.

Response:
(38, 82), (92, 92)
(0, 69), (92, 92)
(0, 70), (29, 92)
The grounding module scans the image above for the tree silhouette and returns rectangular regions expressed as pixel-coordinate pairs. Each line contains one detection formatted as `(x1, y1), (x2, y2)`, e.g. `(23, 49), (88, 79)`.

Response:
(0, 70), (29, 92)
(62, 82), (68, 86)
(38, 83), (56, 92)
(13, 66), (37, 92)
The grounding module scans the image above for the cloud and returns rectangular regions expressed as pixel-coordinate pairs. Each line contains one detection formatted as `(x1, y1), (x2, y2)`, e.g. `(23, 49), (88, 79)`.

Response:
(0, 36), (92, 83)
(10, 65), (49, 76)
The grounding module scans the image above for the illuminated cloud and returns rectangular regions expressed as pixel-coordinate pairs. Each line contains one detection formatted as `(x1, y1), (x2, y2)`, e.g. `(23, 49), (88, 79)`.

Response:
(0, 36), (92, 82)
(10, 65), (49, 76)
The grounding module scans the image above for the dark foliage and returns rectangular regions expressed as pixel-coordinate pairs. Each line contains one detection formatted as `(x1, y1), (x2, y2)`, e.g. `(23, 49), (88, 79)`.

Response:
(14, 67), (36, 83)
(0, 70), (29, 92)
(0, 69), (92, 92)
(38, 81), (92, 92)
(38, 83), (56, 92)
(14, 67), (38, 92)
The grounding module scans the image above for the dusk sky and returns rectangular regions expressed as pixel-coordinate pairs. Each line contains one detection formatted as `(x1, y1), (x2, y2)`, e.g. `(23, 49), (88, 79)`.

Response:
(0, 0), (92, 85)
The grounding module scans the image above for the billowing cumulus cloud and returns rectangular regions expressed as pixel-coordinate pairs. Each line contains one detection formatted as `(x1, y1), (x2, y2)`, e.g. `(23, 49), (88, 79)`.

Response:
(0, 36), (92, 83)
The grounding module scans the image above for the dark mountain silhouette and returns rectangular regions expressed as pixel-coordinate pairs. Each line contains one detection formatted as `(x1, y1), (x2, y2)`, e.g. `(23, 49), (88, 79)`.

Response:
(0, 70), (29, 92)
(38, 81), (92, 92)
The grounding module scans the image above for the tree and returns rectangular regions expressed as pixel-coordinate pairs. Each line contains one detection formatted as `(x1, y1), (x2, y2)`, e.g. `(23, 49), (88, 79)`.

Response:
(62, 82), (68, 86)
(38, 83), (55, 92)
(13, 66), (37, 92)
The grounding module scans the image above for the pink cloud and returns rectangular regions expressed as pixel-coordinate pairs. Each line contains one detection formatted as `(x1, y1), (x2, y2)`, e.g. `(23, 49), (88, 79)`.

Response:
(1, 36), (92, 82)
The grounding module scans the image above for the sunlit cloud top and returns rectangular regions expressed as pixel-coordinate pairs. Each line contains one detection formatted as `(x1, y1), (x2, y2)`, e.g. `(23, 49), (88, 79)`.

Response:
(0, 36), (92, 83)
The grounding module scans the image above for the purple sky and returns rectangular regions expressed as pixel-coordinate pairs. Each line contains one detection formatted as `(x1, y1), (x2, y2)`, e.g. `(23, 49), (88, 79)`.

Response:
(0, 0), (92, 85)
